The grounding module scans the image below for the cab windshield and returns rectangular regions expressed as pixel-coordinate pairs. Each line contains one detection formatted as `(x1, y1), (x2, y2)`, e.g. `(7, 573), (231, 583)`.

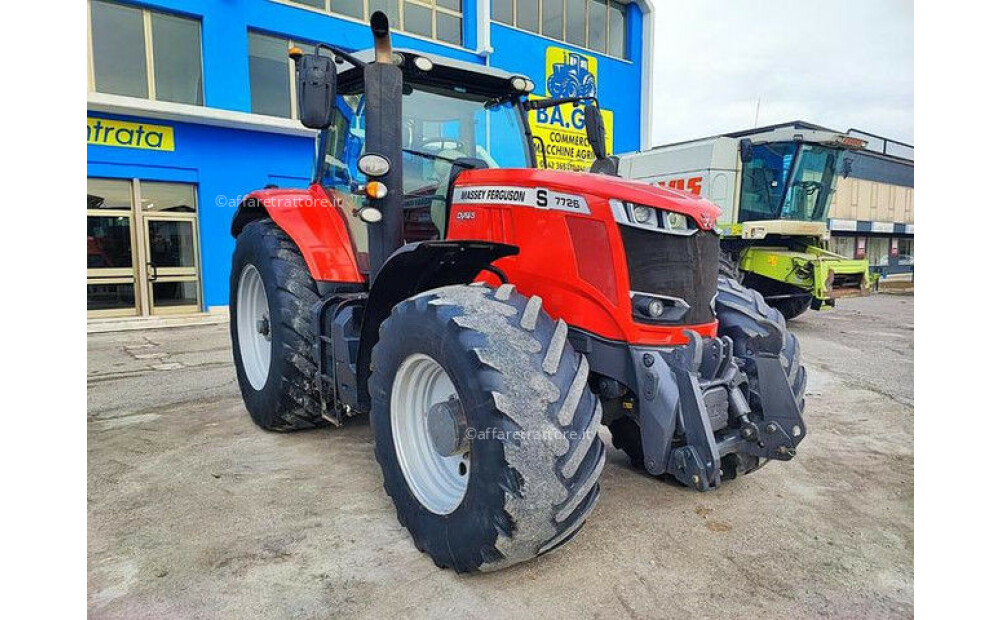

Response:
(320, 85), (531, 243)
(738, 142), (845, 223)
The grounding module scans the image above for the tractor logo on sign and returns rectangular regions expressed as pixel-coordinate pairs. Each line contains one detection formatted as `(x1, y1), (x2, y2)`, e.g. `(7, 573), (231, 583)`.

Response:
(530, 47), (613, 172)
(546, 48), (597, 99)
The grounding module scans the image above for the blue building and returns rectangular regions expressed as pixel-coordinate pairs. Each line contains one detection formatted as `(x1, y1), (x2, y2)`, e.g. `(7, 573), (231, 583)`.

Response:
(86, 0), (654, 320)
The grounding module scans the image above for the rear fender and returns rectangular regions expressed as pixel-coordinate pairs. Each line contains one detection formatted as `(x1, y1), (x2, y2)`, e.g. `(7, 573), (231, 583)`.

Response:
(355, 240), (519, 410)
(231, 184), (364, 284)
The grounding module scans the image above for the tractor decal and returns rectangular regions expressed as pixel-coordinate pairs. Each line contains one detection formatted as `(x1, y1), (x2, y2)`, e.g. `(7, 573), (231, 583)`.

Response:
(546, 51), (597, 99)
(452, 185), (591, 214)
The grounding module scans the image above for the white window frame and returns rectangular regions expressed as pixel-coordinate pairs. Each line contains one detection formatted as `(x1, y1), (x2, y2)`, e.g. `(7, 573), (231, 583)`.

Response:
(87, 0), (205, 105)
(280, 0), (466, 45)
(492, 0), (628, 60)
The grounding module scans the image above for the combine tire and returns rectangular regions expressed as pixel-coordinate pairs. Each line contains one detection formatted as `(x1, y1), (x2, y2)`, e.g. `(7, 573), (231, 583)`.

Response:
(230, 219), (327, 431)
(369, 284), (605, 573)
(772, 295), (812, 321)
(718, 252), (743, 281)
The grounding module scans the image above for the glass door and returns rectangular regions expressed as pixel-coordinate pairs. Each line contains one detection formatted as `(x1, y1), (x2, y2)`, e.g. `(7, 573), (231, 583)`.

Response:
(138, 182), (201, 315)
(87, 178), (139, 317)
(87, 178), (202, 318)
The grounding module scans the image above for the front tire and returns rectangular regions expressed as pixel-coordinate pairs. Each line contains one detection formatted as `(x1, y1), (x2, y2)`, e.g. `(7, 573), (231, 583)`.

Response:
(715, 276), (806, 477)
(230, 219), (327, 431)
(369, 284), (605, 573)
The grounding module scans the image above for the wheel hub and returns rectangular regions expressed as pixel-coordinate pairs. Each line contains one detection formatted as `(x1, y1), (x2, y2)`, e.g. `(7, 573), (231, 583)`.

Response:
(257, 316), (271, 340)
(426, 398), (467, 457)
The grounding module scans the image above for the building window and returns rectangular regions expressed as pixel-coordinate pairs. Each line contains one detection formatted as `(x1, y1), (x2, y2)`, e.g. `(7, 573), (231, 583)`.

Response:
(249, 33), (340, 119)
(867, 236), (890, 267)
(285, 0), (464, 46)
(88, 1), (204, 105)
(832, 235), (855, 259)
(249, 33), (295, 118)
(494, 0), (627, 59)
(896, 237), (914, 265)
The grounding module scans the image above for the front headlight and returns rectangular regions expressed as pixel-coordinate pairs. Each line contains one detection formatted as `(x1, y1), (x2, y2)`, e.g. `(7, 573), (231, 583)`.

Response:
(664, 211), (693, 233)
(609, 199), (698, 236)
(358, 153), (390, 177)
(632, 205), (655, 224)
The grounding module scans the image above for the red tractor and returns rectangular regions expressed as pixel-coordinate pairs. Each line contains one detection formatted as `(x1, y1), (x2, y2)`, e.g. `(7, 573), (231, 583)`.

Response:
(230, 13), (806, 573)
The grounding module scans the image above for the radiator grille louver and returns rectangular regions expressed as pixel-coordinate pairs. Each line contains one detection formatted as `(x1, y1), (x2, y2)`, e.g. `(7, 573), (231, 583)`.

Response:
(619, 226), (720, 325)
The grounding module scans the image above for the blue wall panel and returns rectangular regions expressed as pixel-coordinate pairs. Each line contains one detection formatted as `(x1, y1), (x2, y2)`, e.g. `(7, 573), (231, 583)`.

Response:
(88, 112), (317, 308)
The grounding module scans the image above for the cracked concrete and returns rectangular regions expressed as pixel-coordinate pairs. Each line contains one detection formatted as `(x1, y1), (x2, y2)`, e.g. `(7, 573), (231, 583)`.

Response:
(88, 294), (913, 619)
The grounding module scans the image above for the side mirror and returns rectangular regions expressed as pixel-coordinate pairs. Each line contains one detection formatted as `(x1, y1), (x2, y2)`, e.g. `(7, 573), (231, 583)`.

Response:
(584, 105), (607, 161)
(739, 138), (753, 163)
(293, 49), (337, 130)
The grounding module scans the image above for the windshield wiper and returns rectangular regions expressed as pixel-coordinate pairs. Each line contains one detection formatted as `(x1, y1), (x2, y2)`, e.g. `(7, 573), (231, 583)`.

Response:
(402, 148), (480, 169)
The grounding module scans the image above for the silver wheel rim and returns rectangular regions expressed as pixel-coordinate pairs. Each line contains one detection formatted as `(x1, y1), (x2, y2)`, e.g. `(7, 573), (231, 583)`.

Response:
(391, 353), (470, 515)
(236, 264), (271, 390)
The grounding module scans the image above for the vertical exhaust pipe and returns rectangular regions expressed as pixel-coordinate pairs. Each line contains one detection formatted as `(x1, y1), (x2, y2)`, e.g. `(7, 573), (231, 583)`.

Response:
(364, 11), (404, 276)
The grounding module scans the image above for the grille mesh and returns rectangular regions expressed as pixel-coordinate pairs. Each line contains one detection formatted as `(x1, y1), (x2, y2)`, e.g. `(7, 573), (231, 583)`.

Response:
(619, 226), (720, 325)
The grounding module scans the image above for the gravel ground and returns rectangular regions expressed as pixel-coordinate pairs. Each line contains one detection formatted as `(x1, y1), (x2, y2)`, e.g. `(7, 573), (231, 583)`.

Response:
(88, 294), (913, 619)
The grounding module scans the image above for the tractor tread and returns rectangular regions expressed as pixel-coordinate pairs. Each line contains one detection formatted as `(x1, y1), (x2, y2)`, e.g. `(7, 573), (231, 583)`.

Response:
(230, 219), (327, 431)
(369, 284), (605, 573)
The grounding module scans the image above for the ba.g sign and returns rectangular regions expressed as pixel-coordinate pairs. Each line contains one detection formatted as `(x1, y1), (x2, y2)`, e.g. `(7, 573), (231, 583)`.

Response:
(529, 47), (614, 172)
(87, 117), (175, 151)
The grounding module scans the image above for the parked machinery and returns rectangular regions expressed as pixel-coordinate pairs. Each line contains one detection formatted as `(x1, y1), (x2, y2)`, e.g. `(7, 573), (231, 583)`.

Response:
(618, 123), (872, 319)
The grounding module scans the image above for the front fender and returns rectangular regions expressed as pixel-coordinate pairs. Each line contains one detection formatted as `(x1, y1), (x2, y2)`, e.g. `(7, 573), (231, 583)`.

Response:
(231, 184), (364, 284)
(355, 240), (519, 410)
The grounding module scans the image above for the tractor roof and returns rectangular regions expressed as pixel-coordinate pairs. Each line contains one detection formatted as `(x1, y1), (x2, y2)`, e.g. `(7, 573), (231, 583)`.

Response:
(335, 48), (526, 101)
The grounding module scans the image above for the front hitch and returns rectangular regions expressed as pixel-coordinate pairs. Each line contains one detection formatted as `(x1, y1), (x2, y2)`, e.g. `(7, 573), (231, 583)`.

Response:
(633, 330), (806, 491)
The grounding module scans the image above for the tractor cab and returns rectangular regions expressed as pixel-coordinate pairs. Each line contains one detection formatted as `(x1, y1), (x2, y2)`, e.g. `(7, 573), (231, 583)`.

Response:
(315, 50), (535, 245)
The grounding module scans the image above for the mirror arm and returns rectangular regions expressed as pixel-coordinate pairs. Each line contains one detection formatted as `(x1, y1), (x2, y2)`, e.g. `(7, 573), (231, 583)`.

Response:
(309, 43), (367, 70)
(524, 96), (599, 111)
(532, 136), (548, 169)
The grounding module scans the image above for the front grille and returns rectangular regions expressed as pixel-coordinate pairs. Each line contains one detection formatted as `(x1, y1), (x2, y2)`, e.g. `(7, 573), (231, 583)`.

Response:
(619, 226), (719, 325)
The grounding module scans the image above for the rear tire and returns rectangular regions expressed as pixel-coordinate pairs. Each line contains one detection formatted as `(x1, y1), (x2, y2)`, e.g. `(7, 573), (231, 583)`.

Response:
(230, 219), (327, 431)
(369, 284), (605, 572)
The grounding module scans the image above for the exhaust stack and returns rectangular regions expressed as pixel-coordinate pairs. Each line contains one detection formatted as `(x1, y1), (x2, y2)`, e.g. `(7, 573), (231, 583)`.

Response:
(363, 11), (404, 276)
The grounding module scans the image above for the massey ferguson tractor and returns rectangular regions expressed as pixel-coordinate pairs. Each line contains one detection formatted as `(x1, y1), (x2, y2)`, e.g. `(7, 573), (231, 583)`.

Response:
(229, 13), (807, 573)
(618, 123), (872, 319)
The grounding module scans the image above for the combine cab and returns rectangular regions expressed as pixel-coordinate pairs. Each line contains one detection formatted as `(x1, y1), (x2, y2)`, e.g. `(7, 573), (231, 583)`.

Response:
(229, 13), (807, 573)
(618, 123), (872, 319)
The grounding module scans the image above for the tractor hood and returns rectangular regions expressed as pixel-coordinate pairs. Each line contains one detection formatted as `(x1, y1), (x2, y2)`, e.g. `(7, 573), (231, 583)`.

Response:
(454, 168), (723, 231)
